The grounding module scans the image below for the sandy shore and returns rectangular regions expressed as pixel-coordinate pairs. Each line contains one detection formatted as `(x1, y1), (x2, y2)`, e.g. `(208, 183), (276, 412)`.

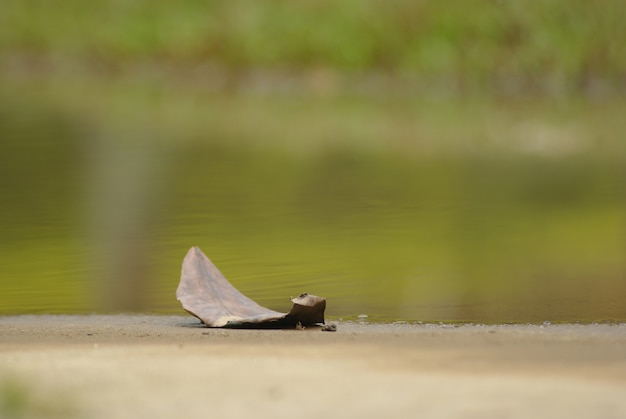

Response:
(1, 315), (626, 419)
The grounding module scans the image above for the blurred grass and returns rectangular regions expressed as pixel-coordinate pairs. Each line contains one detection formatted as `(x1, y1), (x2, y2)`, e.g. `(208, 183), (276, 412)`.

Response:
(0, 375), (79, 419)
(1, 0), (625, 97)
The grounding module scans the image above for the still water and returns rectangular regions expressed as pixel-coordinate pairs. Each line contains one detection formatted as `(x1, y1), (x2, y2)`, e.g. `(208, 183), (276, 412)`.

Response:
(1, 99), (624, 323)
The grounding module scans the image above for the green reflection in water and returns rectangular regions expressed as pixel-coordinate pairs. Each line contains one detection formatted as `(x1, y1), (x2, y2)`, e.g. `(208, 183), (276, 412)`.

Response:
(0, 97), (624, 323)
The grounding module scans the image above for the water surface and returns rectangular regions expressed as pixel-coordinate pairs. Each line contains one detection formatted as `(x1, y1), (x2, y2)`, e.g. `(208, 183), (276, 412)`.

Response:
(1, 94), (624, 323)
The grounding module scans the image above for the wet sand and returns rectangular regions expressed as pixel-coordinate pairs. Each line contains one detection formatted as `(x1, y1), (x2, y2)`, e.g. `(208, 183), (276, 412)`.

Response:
(1, 315), (626, 418)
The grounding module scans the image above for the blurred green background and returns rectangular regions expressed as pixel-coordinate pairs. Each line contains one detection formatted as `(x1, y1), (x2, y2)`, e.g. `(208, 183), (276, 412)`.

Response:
(1, 0), (625, 322)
